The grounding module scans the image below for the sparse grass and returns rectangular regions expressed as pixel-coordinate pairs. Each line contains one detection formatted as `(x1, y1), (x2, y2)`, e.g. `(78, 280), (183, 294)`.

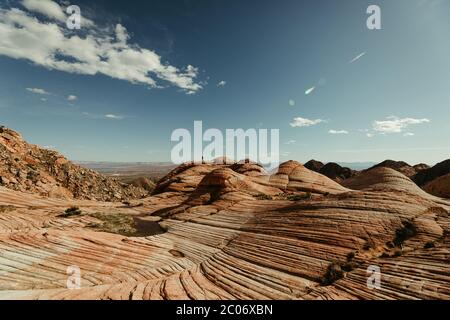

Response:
(0, 205), (16, 213)
(254, 194), (273, 200)
(286, 192), (311, 201)
(87, 212), (137, 236)
(58, 206), (82, 218)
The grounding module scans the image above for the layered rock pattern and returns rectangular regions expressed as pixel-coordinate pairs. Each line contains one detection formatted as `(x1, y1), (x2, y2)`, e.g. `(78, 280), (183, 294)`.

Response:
(0, 159), (449, 300)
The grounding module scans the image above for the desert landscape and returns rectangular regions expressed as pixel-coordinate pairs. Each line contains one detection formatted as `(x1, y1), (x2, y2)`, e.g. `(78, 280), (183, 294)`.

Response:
(0, 126), (449, 300)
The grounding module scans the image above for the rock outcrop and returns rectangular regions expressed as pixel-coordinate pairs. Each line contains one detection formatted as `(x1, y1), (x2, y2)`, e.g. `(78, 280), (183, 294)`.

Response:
(368, 160), (417, 178)
(423, 173), (450, 198)
(319, 162), (355, 182)
(412, 159), (450, 187)
(0, 134), (448, 300)
(304, 159), (324, 172)
(0, 126), (147, 201)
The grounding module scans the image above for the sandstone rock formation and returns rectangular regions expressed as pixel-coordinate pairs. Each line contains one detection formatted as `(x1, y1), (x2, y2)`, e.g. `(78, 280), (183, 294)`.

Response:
(0, 126), (147, 201)
(423, 173), (450, 198)
(319, 162), (355, 182)
(0, 135), (448, 300)
(129, 177), (155, 192)
(304, 160), (355, 182)
(413, 159), (450, 187)
(304, 159), (324, 172)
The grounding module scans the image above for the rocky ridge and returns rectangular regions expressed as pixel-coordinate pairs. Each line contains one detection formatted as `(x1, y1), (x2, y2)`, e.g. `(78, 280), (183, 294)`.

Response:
(0, 126), (147, 201)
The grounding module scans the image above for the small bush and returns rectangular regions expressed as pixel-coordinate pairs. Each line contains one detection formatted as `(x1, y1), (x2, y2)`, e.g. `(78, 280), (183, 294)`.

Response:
(341, 261), (359, 272)
(424, 241), (435, 249)
(393, 249), (402, 257)
(394, 221), (417, 246)
(286, 192), (312, 201)
(321, 261), (344, 286)
(0, 205), (16, 213)
(254, 194), (272, 200)
(58, 206), (82, 218)
(362, 240), (375, 251)
(346, 251), (356, 261)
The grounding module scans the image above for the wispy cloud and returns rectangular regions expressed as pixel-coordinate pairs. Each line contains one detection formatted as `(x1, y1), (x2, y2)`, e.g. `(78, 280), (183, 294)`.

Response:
(329, 129), (349, 135)
(284, 140), (296, 145)
(305, 87), (315, 95)
(0, 4), (202, 94)
(288, 99), (295, 106)
(105, 114), (124, 120)
(217, 80), (226, 87)
(373, 116), (430, 134)
(290, 117), (324, 128)
(26, 87), (50, 95)
(403, 132), (415, 137)
(349, 52), (366, 64)
(67, 95), (77, 101)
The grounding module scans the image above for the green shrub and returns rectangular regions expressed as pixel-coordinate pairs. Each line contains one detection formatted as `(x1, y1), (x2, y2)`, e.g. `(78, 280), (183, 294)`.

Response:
(58, 206), (82, 218)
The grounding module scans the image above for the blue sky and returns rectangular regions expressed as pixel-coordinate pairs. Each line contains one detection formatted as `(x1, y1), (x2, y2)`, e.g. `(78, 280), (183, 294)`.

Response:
(0, 0), (449, 165)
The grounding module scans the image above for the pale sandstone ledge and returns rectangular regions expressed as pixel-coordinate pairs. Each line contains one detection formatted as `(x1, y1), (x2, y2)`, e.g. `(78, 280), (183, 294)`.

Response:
(0, 160), (449, 300)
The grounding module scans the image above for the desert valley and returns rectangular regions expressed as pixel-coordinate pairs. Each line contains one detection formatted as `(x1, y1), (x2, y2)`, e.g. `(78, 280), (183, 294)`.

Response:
(0, 125), (449, 300)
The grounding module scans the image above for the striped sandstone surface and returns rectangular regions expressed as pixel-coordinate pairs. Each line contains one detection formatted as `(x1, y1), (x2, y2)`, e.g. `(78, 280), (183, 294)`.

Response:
(0, 160), (449, 300)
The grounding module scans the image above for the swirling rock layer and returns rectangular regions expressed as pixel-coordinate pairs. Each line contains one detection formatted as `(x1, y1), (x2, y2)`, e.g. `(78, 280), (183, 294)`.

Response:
(0, 161), (449, 300)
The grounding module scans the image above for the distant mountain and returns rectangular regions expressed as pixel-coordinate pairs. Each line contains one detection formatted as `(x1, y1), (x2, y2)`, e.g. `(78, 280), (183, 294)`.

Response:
(304, 160), (356, 182)
(412, 159), (450, 187)
(368, 160), (417, 177)
(337, 162), (377, 170)
(304, 159), (324, 172)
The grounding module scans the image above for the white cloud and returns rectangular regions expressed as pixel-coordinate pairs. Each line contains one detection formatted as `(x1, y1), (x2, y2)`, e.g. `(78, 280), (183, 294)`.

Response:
(217, 80), (226, 87)
(329, 129), (349, 135)
(0, 7), (202, 94)
(105, 114), (124, 120)
(366, 133), (374, 138)
(403, 132), (415, 137)
(373, 116), (430, 134)
(26, 87), (50, 95)
(21, 0), (66, 22)
(40, 97), (47, 102)
(349, 52), (366, 64)
(288, 99), (295, 106)
(305, 86), (315, 95)
(67, 95), (77, 101)
(284, 140), (296, 145)
(290, 117), (324, 128)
